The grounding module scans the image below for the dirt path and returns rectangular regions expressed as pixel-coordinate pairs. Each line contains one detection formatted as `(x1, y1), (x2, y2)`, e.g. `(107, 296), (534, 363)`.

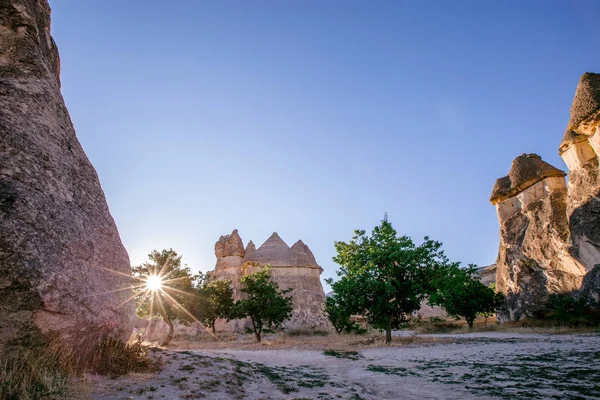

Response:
(90, 332), (600, 400)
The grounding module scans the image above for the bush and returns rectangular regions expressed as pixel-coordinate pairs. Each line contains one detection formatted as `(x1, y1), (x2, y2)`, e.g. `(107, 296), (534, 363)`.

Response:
(91, 336), (160, 376)
(285, 329), (330, 337)
(534, 294), (600, 327)
(0, 335), (159, 400)
(0, 339), (73, 400)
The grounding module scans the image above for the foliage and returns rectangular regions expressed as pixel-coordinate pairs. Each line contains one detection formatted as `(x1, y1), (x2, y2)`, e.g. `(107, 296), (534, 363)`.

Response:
(230, 267), (293, 342)
(429, 264), (505, 328)
(91, 336), (160, 376)
(324, 294), (355, 334)
(534, 294), (600, 326)
(195, 279), (234, 334)
(328, 214), (457, 343)
(0, 335), (158, 400)
(0, 340), (72, 400)
(132, 249), (198, 345)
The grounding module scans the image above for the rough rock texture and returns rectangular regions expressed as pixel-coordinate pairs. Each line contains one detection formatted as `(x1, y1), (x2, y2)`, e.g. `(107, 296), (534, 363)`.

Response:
(490, 154), (566, 204)
(208, 231), (330, 331)
(567, 72), (600, 133)
(209, 229), (245, 300)
(0, 0), (133, 354)
(476, 264), (497, 287)
(561, 73), (600, 273)
(578, 265), (600, 306)
(491, 155), (586, 321)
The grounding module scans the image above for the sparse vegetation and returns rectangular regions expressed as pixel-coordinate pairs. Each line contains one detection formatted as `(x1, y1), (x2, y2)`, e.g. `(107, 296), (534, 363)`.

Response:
(229, 267), (293, 342)
(132, 249), (199, 346)
(429, 264), (505, 328)
(533, 293), (600, 327)
(195, 278), (234, 335)
(0, 335), (158, 400)
(328, 214), (460, 343)
(323, 349), (362, 360)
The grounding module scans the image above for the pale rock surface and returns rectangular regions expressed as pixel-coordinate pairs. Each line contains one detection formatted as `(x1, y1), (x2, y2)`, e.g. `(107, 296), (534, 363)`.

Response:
(560, 73), (600, 275)
(242, 233), (330, 330)
(476, 264), (497, 287)
(209, 229), (245, 300)
(490, 154), (586, 321)
(0, 0), (133, 354)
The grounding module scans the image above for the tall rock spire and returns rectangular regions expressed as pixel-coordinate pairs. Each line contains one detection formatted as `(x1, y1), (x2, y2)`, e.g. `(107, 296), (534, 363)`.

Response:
(0, 0), (133, 357)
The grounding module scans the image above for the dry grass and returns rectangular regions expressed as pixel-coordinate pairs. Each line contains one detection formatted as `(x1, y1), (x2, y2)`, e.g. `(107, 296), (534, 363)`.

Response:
(90, 336), (161, 376)
(411, 315), (600, 335)
(0, 339), (74, 400)
(169, 330), (452, 352)
(0, 336), (159, 400)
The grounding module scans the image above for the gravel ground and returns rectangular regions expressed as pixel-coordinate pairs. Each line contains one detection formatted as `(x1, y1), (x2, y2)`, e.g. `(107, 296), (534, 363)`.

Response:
(89, 332), (600, 400)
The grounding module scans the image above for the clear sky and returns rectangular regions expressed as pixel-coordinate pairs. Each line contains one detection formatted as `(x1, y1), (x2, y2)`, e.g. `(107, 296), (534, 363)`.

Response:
(49, 0), (599, 291)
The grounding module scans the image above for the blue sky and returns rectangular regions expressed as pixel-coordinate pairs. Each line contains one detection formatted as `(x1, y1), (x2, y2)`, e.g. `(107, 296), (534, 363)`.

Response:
(49, 0), (599, 291)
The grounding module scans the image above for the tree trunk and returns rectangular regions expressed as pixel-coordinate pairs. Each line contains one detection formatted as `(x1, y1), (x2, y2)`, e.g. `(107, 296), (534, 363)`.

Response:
(159, 309), (174, 346)
(212, 324), (216, 335)
(251, 318), (261, 342)
(385, 319), (392, 344)
(467, 317), (474, 329)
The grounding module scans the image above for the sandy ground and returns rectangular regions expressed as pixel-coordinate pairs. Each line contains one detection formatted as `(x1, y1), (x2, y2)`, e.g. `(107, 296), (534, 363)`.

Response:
(88, 331), (600, 400)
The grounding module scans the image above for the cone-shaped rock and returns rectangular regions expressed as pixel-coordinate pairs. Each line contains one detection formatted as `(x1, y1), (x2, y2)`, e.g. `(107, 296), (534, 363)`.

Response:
(0, 0), (133, 355)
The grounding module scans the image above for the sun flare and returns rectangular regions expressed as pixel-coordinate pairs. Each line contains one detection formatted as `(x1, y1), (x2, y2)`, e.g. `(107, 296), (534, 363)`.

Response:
(146, 275), (163, 291)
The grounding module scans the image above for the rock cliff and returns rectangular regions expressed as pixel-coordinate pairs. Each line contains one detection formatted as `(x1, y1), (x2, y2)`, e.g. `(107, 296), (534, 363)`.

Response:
(490, 154), (586, 321)
(560, 73), (600, 272)
(0, 0), (134, 355)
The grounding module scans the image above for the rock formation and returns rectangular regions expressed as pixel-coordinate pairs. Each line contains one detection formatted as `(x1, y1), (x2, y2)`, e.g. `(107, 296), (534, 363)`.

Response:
(0, 0), (134, 356)
(210, 229), (245, 300)
(208, 230), (330, 330)
(559, 73), (600, 272)
(490, 154), (587, 321)
(476, 264), (497, 287)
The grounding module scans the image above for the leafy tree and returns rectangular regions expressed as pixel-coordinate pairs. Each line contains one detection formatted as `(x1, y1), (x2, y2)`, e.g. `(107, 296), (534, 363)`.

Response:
(324, 294), (355, 334)
(132, 249), (198, 346)
(429, 264), (504, 329)
(330, 214), (456, 343)
(230, 267), (293, 342)
(196, 279), (234, 334)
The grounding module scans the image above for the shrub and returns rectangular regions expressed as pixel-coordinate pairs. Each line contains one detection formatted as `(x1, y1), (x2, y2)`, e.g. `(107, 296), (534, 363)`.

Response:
(0, 335), (159, 400)
(0, 339), (73, 400)
(535, 294), (600, 327)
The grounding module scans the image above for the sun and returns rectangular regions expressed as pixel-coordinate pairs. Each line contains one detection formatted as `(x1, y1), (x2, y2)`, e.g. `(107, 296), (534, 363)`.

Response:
(146, 275), (163, 291)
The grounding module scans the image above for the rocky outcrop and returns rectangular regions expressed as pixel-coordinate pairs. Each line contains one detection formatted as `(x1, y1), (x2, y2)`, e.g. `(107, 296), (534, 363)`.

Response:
(490, 154), (587, 321)
(208, 230), (330, 331)
(560, 73), (600, 272)
(0, 0), (133, 355)
(209, 229), (245, 300)
(476, 264), (497, 287)
(242, 233), (330, 330)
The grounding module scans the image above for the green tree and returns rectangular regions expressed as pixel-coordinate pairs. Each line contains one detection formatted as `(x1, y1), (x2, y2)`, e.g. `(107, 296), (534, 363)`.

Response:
(429, 264), (504, 329)
(330, 215), (456, 343)
(132, 249), (198, 346)
(196, 279), (234, 335)
(324, 294), (355, 334)
(230, 267), (293, 342)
